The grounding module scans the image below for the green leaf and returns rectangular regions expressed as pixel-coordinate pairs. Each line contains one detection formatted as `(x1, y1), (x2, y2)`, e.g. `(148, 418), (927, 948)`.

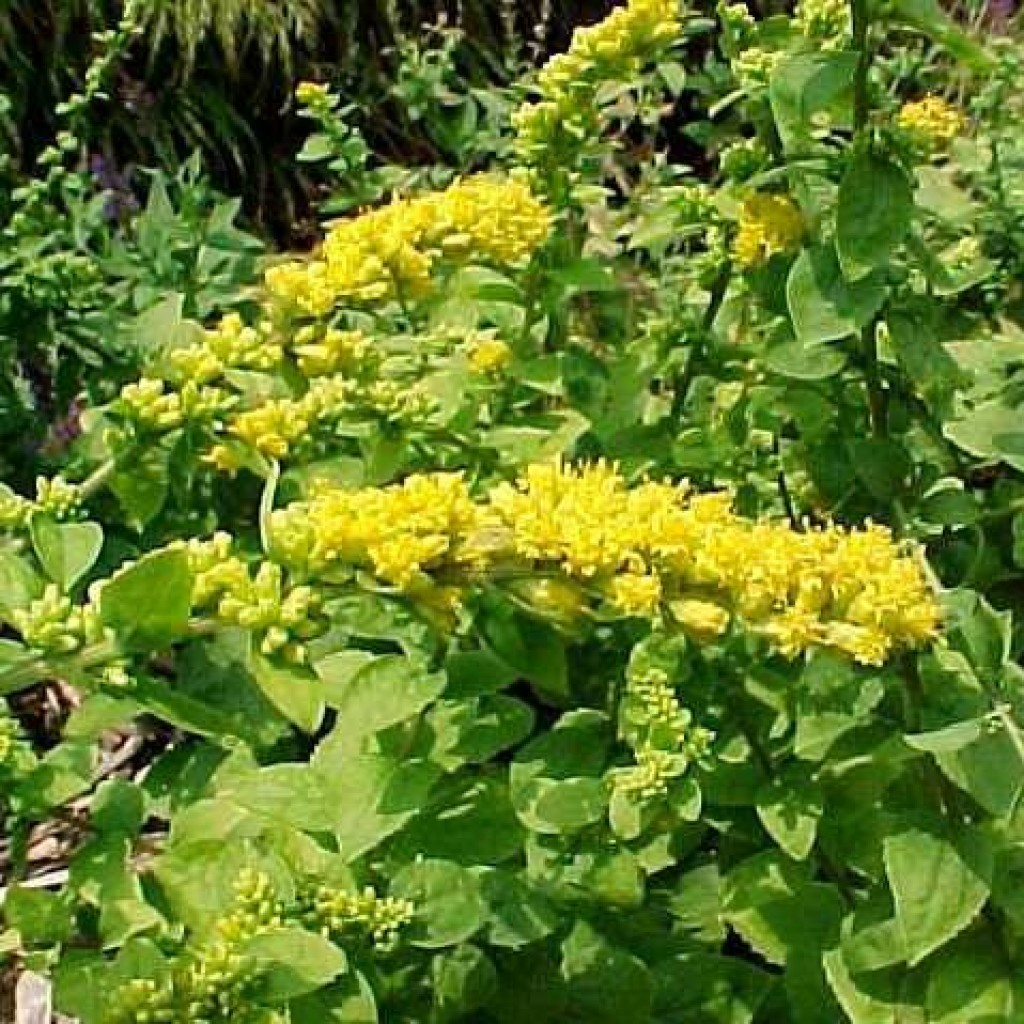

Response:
(479, 599), (569, 704)
(764, 341), (847, 380)
(847, 438), (912, 501)
(480, 871), (560, 948)
(393, 776), (525, 866)
(251, 655), (325, 734)
(926, 938), (1020, 1022)
(3, 887), (73, 944)
(769, 52), (858, 150)
(315, 654), (445, 749)
(883, 828), (992, 966)
(291, 971), (379, 1023)
(836, 152), (914, 281)
(100, 549), (193, 649)
(392, 860), (487, 949)
(433, 945), (498, 1016)
(511, 711), (610, 834)
(30, 518), (103, 591)
(669, 865), (726, 944)
(787, 244), (887, 344)
(91, 780), (145, 836)
(885, 0), (995, 68)
(886, 309), (966, 412)
(244, 928), (348, 1000)
(756, 777), (823, 861)
(944, 402), (1024, 473)
(654, 952), (774, 1024)
(311, 751), (440, 860)
(549, 258), (620, 295)
(0, 548), (44, 618)
(561, 920), (653, 1024)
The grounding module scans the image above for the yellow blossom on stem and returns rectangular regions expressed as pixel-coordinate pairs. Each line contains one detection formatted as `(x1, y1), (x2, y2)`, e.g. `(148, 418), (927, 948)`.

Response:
(898, 95), (965, 149)
(733, 193), (804, 268)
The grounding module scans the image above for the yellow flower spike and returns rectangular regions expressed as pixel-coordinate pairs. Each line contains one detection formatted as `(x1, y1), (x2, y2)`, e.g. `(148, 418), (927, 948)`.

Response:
(266, 175), (550, 317)
(733, 193), (804, 268)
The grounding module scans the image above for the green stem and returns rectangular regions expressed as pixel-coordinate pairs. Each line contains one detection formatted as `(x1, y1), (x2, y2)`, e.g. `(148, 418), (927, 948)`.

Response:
(851, 0), (872, 133)
(671, 260), (732, 422)
(861, 319), (888, 439)
(78, 457), (119, 501)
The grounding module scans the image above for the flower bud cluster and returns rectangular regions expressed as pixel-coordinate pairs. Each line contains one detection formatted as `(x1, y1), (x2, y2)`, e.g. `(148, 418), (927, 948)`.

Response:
(297, 883), (415, 951)
(793, 0), (850, 46)
(611, 666), (713, 802)
(12, 584), (107, 656)
(513, 0), (684, 165)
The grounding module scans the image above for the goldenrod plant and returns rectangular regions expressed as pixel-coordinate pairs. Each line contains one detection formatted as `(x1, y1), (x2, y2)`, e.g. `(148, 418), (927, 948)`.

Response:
(2, 1), (1024, 1021)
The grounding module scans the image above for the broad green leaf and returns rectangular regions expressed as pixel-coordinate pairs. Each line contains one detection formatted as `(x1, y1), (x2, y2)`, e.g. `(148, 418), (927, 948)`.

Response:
(2, 887), (73, 944)
(669, 865), (726, 944)
(944, 402), (1024, 473)
(480, 871), (560, 948)
(764, 341), (847, 380)
(904, 720), (984, 754)
(787, 244), (887, 344)
(837, 152), (914, 281)
(218, 763), (334, 832)
(0, 548), (44, 617)
(311, 751), (440, 860)
(769, 52), (858, 149)
(392, 777), (526, 866)
(251, 655), (325, 734)
(885, 0), (995, 68)
(100, 549), (193, 649)
(244, 928), (348, 999)
(91, 780), (145, 837)
(654, 952), (774, 1024)
(315, 654), (445, 749)
(291, 971), (379, 1023)
(432, 944), (498, 1016)
(823, 945), (926, 1024)
(886, 310), (966, 412)
(479, 598), (569, 704)
(847, 438), (912, 501)
(756, 778), (823, 861)
(883, 828), (992, 966)
(392, 860), (487, 949)
(926, 938), (1019, 1022)
(561, 920), (653, 1024)
(30, 518), (103, 591)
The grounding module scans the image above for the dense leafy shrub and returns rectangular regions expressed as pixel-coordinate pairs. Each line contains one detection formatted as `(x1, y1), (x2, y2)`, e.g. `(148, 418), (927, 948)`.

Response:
(3, 1), (1024, 1022)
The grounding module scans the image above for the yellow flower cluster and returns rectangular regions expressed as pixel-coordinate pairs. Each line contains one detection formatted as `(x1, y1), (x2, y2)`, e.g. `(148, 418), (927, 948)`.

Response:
(513, 0), (684, 162)
(793, 0), (850, 45)
(269, 459), (939, 665)
(733, 193), (805, 268)
(270, 472), (486, 590)
(897, 96), (965, 149)
(466, 334), (513, 375)
(265, 174), (551, 316)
